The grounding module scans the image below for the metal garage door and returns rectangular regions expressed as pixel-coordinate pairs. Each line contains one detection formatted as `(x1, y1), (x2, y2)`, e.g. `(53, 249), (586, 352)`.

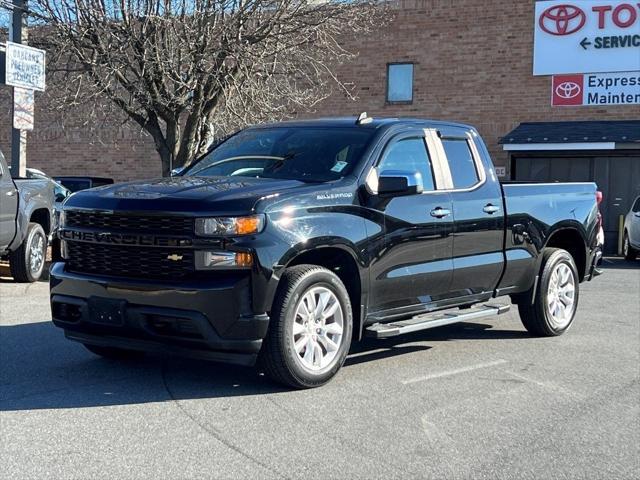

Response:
(513, 153), (640, 254)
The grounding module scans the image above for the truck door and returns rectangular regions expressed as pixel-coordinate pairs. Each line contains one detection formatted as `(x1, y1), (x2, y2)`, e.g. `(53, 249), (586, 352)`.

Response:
(0, 154), (19, 249)
(437, 127), (504, 300)
(366, 130), (454, 317)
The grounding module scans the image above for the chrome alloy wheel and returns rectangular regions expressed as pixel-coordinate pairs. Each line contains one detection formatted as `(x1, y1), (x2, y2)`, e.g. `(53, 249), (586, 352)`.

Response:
(29, 233), (45, 275)
(291, 286), (344, 372)
(546, 262), (576, 329)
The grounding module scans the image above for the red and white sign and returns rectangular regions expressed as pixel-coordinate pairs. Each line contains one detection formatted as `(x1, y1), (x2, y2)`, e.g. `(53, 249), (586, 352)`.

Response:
(552, 71), (640, 106)
(534, 1), (640, 75)
(13, 87), (35, 130)
(552, 75), (585, 105)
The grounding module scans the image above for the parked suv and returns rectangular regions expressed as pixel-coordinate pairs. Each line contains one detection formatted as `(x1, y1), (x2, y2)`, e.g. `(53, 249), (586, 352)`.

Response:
(51, 117), (603, 388)
(623, 196), (640, 261)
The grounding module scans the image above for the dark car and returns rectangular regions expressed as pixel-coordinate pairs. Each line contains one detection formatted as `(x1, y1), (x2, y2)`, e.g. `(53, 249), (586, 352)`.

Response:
(50, 116), (603, 388)
(53, 176), (114, 193)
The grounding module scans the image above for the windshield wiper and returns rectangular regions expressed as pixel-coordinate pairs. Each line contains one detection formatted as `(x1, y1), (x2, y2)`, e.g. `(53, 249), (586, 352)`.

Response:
(267, 151), (301, 172)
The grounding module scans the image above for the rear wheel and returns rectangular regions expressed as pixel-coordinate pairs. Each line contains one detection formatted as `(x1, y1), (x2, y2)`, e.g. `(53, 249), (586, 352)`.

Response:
(9, 222), (47, 283)
(623, 232), (638, 261)
(518, 248), (579, 337)
(83, 344), (144, 360)
(259, 265), (353, 389)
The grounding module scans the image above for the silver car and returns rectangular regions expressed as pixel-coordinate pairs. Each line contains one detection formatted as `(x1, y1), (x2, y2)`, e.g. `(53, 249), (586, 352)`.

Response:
(623, 196), (640, 261)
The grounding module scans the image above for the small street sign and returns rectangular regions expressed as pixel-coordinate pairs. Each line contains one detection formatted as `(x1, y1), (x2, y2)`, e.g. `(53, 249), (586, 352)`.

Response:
(13, 87), (34, 130)
(4, 41), (46, 92)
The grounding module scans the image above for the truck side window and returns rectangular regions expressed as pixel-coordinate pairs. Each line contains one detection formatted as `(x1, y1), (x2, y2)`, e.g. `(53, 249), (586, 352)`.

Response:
(442, 139), (479, 189)
(378, 138), (435, 191)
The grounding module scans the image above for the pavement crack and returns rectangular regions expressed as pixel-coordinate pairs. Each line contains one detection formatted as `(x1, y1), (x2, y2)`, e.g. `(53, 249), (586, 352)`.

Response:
(160, 361), (290, 480)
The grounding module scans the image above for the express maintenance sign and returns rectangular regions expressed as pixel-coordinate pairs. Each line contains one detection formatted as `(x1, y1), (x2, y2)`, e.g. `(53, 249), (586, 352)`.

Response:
(552, 71), (640, 106)
(5, 42), (46, 92)
(534, 1), (640, 75)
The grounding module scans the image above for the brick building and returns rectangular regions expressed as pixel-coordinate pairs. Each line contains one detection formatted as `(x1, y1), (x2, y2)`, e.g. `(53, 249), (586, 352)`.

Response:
(1, 0), (639, 248)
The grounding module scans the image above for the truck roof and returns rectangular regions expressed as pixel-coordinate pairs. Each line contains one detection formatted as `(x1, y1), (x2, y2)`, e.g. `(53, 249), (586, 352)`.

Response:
(252, 116), (474, 131)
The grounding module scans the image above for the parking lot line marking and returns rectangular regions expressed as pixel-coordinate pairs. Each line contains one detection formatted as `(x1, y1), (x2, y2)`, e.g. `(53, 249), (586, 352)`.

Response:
(504, 370), (583, 399)
(401, 359), (508, 385)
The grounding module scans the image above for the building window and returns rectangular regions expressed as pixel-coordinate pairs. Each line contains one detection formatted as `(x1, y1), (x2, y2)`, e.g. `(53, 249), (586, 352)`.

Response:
(387, 63), (414, 103)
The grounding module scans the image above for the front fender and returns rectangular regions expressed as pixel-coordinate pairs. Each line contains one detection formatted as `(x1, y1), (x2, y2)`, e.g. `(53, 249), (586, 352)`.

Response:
(8, 180), (55, 251)
(249, 205), (371, 314)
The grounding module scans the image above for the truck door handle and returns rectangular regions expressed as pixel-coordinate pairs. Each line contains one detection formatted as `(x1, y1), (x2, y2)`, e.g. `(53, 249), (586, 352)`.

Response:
(6, 190), (16, 197)
(430, 207), (451, 218)
(483, 204), (500, 214)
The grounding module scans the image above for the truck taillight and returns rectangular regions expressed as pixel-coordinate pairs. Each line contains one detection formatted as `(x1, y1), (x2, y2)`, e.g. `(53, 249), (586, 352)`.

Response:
(595, 191), (604, 235)
(596, 191), (603, 205)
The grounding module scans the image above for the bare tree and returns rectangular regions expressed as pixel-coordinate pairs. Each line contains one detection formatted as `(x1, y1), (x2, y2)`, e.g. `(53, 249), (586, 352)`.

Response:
(30, 0), (386, 175)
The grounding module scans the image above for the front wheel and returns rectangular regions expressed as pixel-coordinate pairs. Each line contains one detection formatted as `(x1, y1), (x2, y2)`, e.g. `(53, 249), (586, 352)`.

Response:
(518, 248), (579, 337)
(9, 222), (47, 282)
(623, 232), (638, 261)
(259, 265), (353, 389)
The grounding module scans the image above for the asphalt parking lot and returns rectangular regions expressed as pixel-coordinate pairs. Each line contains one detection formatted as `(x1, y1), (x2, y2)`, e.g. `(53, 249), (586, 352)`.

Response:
(1, 259), (638, 480)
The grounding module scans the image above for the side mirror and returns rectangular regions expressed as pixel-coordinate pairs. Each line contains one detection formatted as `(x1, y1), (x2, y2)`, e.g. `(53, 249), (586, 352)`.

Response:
(171, 166), (185, 177)
(377, 170), (424, 196)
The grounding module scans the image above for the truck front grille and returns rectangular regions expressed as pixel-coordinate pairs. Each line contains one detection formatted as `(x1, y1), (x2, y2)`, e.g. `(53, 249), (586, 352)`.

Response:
(66, 242), (195, 280)
(65, 210), (194, 236)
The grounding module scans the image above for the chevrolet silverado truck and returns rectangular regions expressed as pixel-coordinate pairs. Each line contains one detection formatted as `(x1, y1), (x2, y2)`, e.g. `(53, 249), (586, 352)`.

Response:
(50, 117), (603, 388)
(0, 149), (55, 282)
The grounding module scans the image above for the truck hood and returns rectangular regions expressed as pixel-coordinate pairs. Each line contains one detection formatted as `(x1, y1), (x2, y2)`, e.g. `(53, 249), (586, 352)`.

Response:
(63, 176), (308, 215)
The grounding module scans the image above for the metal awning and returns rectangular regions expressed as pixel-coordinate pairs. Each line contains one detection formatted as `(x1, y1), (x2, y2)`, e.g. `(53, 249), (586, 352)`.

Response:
(499, 120), (640, 151)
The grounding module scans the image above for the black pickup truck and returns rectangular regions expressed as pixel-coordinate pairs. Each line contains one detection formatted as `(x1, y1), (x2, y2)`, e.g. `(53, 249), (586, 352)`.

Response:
(1, 149), (55, 282)
(51, 117), (603, 388)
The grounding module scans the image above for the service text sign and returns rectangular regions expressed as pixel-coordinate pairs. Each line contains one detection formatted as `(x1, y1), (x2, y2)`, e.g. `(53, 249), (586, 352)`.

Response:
(5, 42), (46, 92)
(534, 1), (640, 75)
(552, 71), (640, 106)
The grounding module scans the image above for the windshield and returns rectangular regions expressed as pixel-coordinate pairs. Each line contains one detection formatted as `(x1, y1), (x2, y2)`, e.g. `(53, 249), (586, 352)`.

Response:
(185, 127), (375, 182)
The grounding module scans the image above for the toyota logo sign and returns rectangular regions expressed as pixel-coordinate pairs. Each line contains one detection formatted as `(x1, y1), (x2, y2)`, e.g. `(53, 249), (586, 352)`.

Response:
(555, 81), (581, 99)
(539, 4), (586, 35)
(552, 74), (585, 106)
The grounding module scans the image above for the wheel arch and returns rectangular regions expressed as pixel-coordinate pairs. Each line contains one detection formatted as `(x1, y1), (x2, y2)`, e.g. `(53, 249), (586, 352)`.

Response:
(279, 244), (366, 341)
(544, 226), (588, 282)
(30, 208), (51, 235)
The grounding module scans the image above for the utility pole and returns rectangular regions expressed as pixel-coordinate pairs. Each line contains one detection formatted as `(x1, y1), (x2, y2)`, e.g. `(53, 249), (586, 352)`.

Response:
(9, 0), (27, 177)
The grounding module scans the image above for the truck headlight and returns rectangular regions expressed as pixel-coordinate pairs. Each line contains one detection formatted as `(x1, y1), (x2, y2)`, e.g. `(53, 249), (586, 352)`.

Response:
(195, 215), (265, 236)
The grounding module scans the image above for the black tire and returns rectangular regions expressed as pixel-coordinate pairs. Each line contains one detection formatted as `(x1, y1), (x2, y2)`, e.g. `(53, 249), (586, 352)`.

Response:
(517, 248), (580, 337)
(9, 222), (47, 283)
(259, 264), (353, 389)
(623, 232), (638, 261)
(83, 344), (145, 360)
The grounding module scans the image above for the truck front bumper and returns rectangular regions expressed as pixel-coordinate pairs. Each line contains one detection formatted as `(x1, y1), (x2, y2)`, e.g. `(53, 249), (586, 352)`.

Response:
(49, 262), (269, 366)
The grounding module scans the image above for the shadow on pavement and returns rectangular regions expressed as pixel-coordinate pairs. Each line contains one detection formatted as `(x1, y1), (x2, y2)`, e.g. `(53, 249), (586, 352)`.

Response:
(600, 257), (639, 270)
(0, 319), (528, 412)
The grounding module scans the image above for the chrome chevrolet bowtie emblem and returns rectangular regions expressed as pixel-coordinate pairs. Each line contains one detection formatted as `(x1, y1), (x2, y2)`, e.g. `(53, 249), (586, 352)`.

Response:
(166, 254), (183, 261)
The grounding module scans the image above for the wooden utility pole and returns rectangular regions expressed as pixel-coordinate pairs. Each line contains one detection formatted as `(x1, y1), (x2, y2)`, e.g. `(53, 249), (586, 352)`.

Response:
(9, 0), (28, 178)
